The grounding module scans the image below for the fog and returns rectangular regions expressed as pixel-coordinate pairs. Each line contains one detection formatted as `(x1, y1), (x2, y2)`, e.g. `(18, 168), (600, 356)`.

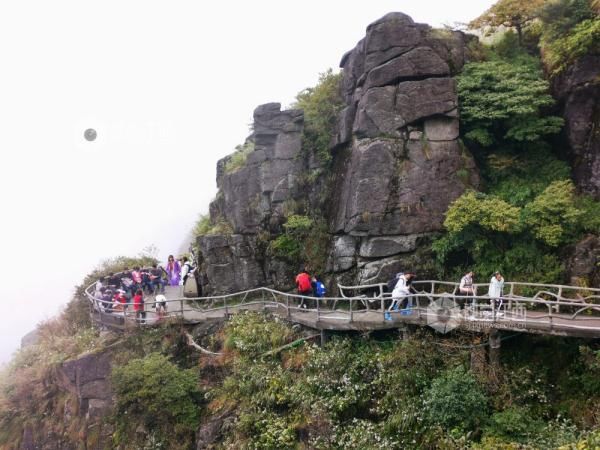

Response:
(0, 0), (494, 364)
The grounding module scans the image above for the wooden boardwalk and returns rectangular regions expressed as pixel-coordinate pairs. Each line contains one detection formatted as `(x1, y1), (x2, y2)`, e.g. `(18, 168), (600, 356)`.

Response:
(89, 282), (600, 339)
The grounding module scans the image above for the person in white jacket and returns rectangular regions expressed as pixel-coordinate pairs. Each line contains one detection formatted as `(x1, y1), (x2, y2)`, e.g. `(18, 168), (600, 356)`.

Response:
(488, 272), (505, 314)
(388, 272), (416, 312)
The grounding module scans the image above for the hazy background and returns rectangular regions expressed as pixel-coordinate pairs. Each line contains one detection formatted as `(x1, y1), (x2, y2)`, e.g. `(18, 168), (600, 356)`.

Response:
(0, 0), (494, 364)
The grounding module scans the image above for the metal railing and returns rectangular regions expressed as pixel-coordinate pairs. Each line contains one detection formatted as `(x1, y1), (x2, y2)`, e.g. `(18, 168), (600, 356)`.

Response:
(84, 279), (600, 336)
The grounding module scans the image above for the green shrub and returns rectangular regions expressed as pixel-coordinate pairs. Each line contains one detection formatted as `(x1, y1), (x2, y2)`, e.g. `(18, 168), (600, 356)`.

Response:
(224, 141), (255, 174)
(539, 0), (599, 75)
(423, 366), (488, 433)
(522, 180), (582, 246)
(294, 69), (344, 164)
(457, 58), (563, 148)
(443, 191), (522, 234)
(111, 353), (200, 445)
(223, 311), (294, 357)
(484, 406), (544, 443)
(193, 214), (233, 238)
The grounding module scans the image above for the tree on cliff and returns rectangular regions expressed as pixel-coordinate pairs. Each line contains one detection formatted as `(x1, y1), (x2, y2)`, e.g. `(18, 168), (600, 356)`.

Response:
(470, 0), (547, 45)
(457, 57), (563, 148)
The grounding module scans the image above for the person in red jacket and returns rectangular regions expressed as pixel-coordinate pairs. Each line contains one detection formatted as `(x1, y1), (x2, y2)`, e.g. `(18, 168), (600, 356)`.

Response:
(132, 289), (146, 324)
(295, 268), (312, 309)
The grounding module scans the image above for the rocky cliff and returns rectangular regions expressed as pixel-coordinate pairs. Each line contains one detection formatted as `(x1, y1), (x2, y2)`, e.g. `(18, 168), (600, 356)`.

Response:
(553, 54), (600, 198)
(197, 12), (479, 295)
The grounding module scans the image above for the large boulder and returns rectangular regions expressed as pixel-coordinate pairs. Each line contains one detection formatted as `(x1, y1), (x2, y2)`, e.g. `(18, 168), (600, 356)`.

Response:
(327, 12), (479, 283)
(553, 55), (600, 198)
(57, 350), (113, 420)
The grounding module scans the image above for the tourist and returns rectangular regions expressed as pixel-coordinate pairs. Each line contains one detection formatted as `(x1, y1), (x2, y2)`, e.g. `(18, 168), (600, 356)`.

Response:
(312, 275), (326, 298)
(93, 287), (105, 312)
(165, 255), (181, 286)
(386, 271), (416, 320)
(133, 289), (146, 324)
(488, 271), (505, 315)
(131, 267), (143, 293)
(154, 293), (168, 319)
(458, 270), (477, 309)
(102, 288), (113, 313)
(107, 272), (120, 289)
(295, 267), (312, 309)
(149, 263), (166, 294)
(113, 289), (127, 312)
(180, 256), (195, 286)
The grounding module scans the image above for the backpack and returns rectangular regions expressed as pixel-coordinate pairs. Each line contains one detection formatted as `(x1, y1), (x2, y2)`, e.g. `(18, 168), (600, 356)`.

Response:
(297, 273), (311, 292)
(315, 281), (326, 297)
(182, 262), (195, 282)
(386, 273), (402, 293)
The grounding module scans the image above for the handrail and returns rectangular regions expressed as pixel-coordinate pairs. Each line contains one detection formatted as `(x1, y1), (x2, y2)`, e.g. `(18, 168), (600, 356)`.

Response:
(84, 279), (600, 336)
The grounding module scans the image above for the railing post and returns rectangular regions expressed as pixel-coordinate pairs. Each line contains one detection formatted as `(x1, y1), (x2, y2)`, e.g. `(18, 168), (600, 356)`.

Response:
(224, 295), (229, 317)
(262, 290), (265, 310)
(317, 296), (320, 322)
(381, 296), (385, 322)
(349, 298), (353, 323)
(286, 295), (290, 319)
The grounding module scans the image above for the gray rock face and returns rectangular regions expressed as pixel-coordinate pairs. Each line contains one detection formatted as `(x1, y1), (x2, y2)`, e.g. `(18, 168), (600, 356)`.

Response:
(553, 55), (600, 198)
(198, 234), (266, 295)
(327, 12), (479, 283)
(354, 78), (457, 137)
(212, 103), (304, 234)
(332, 138), (477, 236)
(198, 12), (479, 294)
(567, 234), (600, 288)
(359, 235), (419, 258)
(57, 350), (113, 421)
(199, 104), (305, 295)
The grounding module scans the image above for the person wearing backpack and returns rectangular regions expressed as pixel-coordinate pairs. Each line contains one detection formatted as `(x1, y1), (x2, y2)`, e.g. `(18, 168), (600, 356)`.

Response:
(385, 271), (416, 320)
(312, 275), (326, 299)
(180, 257), (195, 285)
(295, 268), (312, 309)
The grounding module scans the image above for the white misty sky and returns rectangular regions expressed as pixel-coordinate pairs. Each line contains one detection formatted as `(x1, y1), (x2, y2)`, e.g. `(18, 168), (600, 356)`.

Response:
(0, 0), (494, 364)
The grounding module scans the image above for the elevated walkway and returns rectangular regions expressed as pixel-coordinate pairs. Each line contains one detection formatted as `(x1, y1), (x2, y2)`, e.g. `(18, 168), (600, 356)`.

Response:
(86, 280), (600, 339)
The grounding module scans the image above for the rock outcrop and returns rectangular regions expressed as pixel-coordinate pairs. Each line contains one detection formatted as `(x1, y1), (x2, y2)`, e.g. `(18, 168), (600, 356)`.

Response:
(328, 12), (479, 284)
(197, 12), (479, 294)
(553, 55), (600, 198)
(567, 234), (600, 288)
(57, 350), (114, 420)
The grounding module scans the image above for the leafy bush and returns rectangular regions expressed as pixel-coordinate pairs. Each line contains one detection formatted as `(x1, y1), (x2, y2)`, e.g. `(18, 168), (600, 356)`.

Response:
(423, 366), (489, 433)
(457, 58), (563, 148)
(522, 180), (582, 246)
(484, 406), (544, 443)
(112, 353), (200, 445)
(269, 214), (329, 274)
(539, 0), (599, 75)
(293, 69), (343, 164)
(224, 141), (255, 174)
(223, 312), (293, 357)
(193, 214), (233, 238)
(443, 191), (521, 234)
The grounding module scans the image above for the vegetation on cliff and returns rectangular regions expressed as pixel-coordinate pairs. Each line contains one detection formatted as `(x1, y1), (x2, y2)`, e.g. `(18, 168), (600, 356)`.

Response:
(2, 2), (600, 450)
